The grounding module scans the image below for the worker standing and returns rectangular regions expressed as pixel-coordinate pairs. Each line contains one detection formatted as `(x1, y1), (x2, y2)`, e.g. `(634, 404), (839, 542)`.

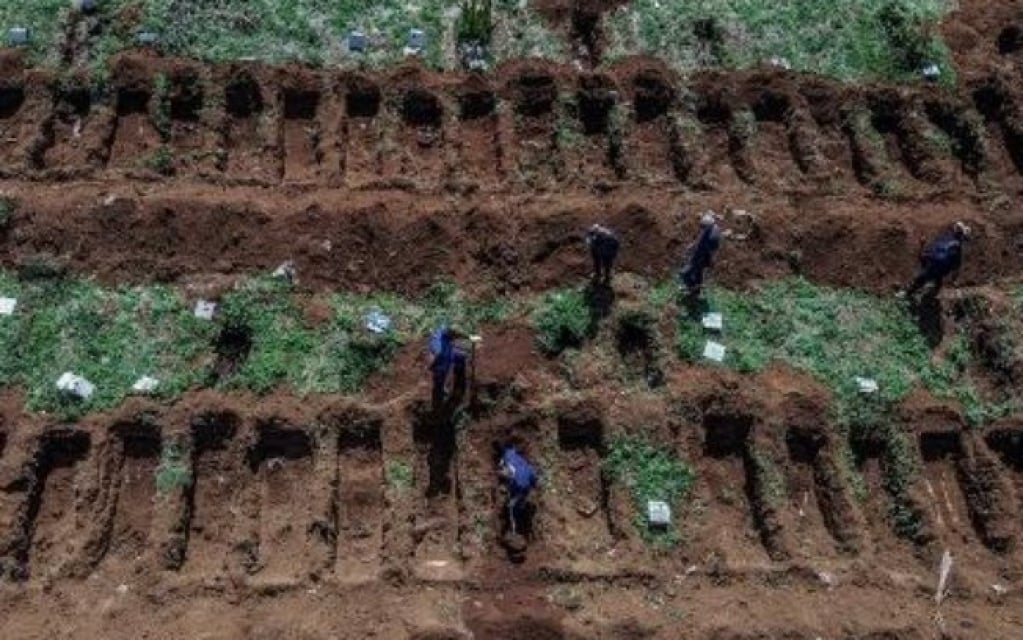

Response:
(680, 212), (722, 298)
(902, 222), (972, 300)
(498, 445), (538, 546)
(585, 224), (620, 285)
(428, 325), (469, 410)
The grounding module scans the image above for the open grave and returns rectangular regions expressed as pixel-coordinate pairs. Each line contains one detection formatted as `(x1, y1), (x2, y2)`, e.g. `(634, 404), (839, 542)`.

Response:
(381, 88), (446, 188)
(282, 88), (323, 182)
(551, 409), (615, 563)
(222, 72), (279, 182)
(453, 85), (503, 186)
(917, 431), (986, 551)
(562, 75), (620, 185)
(622, 70), (677, 184)
(743, 89), (806, 189)
(183, 412), (243, 576)
(109, 87), (160, 170)
(42, 86), (102, 170)
(971, 81), (1023, 177)
(690, 413), (771, 565)
(412, 410), (462, 580)
(509, 73), (563, 187)
(335, 420), (385, 584)
(0, 84), (46, 172)
(245, 423), (324, 581)
(23, 430), (91, 578)
(342, 78), (384, 187)
(165, 70), (216, 175)
(104, 423), (161, 572)
(692, 91), (743, 190)
(781, 428), (858, 557)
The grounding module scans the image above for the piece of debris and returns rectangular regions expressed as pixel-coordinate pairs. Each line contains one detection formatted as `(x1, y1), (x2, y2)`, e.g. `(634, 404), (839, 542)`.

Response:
(7, 27), (29, 47)
(921, 62), (941, 82)
(194, 300), (216, 320)
(131, 376), (159, 394)
(816, 570), (836, 590)
(272, 260), (296, 283)
(855, 376), (879, 394)
(407, 28), (426, 53)
(991, 583), (1009, 596)
(364, 308), (391, 334)
(703, 340), (726, 363)
(56, 372), (95, 400)
(647, 500), (671, 528)
(935, 549), (953, 605)
(135, 31), (158, 46)
(0, 297), (16, 316)
(768, 56), (792, 70)
(347, 30), (367, 53)
(701, 312), (723, 331)
(115, 583), (129, 595)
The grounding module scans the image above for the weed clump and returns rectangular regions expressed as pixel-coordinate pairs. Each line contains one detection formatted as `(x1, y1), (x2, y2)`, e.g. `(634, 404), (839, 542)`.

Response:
(156, 441), (193, 495)
(533, 288), (594, 356)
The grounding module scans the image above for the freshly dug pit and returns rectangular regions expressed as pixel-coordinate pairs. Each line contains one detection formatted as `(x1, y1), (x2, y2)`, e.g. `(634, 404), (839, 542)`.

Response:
(170, 75), (203, 122)
(212, 323), (253, 382)
(247, 424), (313, 472)
(752, 90), (790, 123)
(577, 76), (615, 135)
(703, 413), (752, 457)
(0, 86), (25, 119)
(459, 90), (496, 120)
(633, 72), (673, 122)
(284, 89), (319, 120)
(58, 87), (91, 118)
(346, 82), (381, 118)
(116, 89), (150, 116)
(402, 89), (443, 127)
(920, 431), (963, 462)
(997, 24), (1023, 55)
(513, 74), (557, 117)
(225, 74), (262, 118)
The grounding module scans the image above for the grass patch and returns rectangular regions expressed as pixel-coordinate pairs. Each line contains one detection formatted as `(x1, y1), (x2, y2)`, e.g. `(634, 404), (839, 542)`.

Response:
(155, 440), (193, 495)
(386, 459), (414, 490)
(604, 437), (695, 545)
(533, 287), (594, 356)
(0, 0), (71, 66)
(604, 0), (956, 84)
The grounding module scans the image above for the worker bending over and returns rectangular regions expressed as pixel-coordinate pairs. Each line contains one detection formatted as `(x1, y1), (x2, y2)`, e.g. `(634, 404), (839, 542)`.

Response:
(586, 224), (620, 285)
(498, 445), (538, 541)
(903, 221), (972, 300)
(680, 212), (721, 298)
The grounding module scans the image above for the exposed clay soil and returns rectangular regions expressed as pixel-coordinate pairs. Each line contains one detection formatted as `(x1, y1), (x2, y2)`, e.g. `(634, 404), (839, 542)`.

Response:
(1, 2), (1023, 638)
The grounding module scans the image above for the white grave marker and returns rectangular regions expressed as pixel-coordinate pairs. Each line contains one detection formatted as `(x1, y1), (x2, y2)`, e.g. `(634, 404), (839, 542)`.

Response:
(194, 300), (216, 320)
(57, 372), (95, 400)
(855, 376), (879, 394)
(702, 312), (723, 331)
(0, 297), (16, 316)
(648, 500), (671, 527)
(703, 340), (726, 363)
(132, 376), (159, 393)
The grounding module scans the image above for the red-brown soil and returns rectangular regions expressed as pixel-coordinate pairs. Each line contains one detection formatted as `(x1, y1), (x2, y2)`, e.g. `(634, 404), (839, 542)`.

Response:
(1, 1), (1023, 638)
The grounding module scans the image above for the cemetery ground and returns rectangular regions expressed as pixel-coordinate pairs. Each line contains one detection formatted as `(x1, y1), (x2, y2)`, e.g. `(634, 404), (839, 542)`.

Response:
(1, 0), (1023, 638)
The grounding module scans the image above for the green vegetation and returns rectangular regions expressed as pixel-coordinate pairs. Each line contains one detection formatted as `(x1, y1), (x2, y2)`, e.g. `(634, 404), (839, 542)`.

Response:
(0, 196), (15, 229)
(458, 0), (493, 45)
(155, 440), (193, 495)
(604, 437), (696, 545)
(386, 459), (414, 490)
(145, 145), (174, 175)
(605, 0), (956, 83)
(0, 270), (511, 418)
(0, 0), (70, 66)
(533, 287), (594, 356)
(676, 278), (1005, 422)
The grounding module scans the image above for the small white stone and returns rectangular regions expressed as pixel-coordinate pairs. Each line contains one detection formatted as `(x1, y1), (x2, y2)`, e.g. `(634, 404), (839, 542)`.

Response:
(703, 340), (726, 363)
(115, 583), (129, 594)
(0, 297), (16, 316)
(855, 376), (879, 394)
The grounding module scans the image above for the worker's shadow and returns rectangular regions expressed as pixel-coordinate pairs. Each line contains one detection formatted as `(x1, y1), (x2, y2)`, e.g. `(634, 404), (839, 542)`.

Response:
(909, 292), (944, 349)
(413, 408), (457, 499)
(586, 281), (616, 323)
(682, 291), (711, 320)
(498, 497), (536, 564)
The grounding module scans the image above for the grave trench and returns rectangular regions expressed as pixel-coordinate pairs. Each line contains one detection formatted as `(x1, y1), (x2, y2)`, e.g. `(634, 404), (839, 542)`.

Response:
(211, 322), (253, 383)
(783, 428), (853, 553)
(632, 73), (672, 123)
(411, 411), (461, 574)
(57, 87), (91, 119)
(183, 413), (241, 575)
(917, 431), (994, 550)
(615, 316), (664, 389)
(116, 89), (150, 116)
(0, 86), (26, 119)
(336, 421), (385, 582)
(698, 413), (774, 561)
(106, 424), (161, 565)
(923, 100), (986, 177)
(245, 423), (319, 578)
(22, 431), (91, 576)
(282, 88), (323, 180)
(169, 73), (203, 122)
(555, 412), (614, 552)
(577, 82), (614, 135)
(997, 24), (1023, 55)
(971, 83), (1023, 174)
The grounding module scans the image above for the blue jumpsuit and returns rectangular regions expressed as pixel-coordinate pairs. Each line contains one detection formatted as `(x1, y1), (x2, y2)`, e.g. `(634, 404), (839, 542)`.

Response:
(430, 326), (467, 408)
(501, 447), (538, 524)
(907, 230), (963, 296)
(681, 224), (721, 292)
